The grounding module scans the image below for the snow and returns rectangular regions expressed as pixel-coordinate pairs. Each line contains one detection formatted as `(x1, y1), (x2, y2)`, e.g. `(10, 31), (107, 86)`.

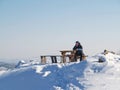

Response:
(0, 70), (6, 76)
(0, 52), (120, 90)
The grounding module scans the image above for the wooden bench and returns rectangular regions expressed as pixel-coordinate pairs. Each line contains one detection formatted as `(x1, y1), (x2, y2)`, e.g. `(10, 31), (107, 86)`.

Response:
(40, 55), (61, 64)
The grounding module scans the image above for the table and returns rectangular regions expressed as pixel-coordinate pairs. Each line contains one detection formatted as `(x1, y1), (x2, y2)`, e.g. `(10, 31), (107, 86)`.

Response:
(60, 50), (75, 63)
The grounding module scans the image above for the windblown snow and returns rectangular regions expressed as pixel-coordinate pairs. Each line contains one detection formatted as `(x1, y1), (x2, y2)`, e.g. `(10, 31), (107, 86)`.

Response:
(0, 52), (120, 90)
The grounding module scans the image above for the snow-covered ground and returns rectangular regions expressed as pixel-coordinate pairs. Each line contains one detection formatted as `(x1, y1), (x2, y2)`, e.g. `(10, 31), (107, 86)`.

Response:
(0, 52), (120, 90)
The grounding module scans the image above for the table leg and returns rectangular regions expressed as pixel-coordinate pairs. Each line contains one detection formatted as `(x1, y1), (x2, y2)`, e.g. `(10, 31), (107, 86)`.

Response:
(61, 52), (66, 63)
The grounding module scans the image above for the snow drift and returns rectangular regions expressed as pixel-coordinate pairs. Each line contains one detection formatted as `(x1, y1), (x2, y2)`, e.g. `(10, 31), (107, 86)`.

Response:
(0, 52), (120, 90)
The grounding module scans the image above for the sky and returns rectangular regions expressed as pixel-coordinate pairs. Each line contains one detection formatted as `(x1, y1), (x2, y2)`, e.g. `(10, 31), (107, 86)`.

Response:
(0, 0), (120, 60)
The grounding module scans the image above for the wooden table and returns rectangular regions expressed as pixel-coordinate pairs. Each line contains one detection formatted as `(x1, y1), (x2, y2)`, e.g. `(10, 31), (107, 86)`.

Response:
(60, 50), (75, 63)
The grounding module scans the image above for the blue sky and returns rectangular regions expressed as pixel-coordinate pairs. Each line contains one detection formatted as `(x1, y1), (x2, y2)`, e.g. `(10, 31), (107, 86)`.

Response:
(0, 0), (120, 60)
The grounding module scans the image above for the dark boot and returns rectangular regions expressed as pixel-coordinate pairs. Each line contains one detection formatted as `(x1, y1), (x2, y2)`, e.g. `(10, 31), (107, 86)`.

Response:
(80, 54), (82, 61)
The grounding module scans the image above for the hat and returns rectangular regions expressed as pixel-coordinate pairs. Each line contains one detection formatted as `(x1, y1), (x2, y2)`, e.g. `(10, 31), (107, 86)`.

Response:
(76, 41), (80, 43)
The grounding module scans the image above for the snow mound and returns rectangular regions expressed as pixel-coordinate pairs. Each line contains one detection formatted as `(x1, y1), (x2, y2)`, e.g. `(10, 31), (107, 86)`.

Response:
(0, 52), (120, 90)
(0, 62), (15, 76)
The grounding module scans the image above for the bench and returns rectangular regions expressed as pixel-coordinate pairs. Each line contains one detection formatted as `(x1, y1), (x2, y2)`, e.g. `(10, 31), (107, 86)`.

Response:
(40, 55), (61, 64)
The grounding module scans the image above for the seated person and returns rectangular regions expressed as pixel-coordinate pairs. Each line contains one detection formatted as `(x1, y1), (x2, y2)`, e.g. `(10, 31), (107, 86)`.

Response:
(73, 41), (83, 61)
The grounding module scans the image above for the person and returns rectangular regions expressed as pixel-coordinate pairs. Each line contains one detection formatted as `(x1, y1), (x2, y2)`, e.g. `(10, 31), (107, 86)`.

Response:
(73, 41), (83, 61)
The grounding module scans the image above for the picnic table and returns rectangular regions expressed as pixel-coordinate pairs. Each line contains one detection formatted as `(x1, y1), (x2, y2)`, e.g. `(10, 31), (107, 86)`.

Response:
(60, 50), (75, 63)
(40, 50), (87, 64)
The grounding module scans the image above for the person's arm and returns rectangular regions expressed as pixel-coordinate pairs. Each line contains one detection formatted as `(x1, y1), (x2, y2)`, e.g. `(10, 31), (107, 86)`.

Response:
(73, 46), (77, 54)
(73, 46), (76, 50)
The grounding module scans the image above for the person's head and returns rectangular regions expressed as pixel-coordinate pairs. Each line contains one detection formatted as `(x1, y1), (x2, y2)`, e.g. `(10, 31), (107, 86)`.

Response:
(75, 41), (80, 46)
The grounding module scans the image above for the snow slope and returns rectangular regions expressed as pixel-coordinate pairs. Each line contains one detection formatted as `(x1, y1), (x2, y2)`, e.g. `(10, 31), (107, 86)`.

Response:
(0, 52), (120, 90)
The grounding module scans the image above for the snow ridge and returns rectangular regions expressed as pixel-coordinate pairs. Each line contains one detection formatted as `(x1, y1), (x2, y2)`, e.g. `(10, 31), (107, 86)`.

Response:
(0, 52), (120, 90)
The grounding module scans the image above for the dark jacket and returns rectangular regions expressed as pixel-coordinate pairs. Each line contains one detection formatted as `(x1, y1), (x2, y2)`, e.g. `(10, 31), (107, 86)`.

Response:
(73, 43), (83, 55)
(73, 45), (83, 51)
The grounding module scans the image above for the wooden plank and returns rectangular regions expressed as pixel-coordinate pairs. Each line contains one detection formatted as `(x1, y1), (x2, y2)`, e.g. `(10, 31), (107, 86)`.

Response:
(51, 56), (57, 63)
(41, 56), (46, 64)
